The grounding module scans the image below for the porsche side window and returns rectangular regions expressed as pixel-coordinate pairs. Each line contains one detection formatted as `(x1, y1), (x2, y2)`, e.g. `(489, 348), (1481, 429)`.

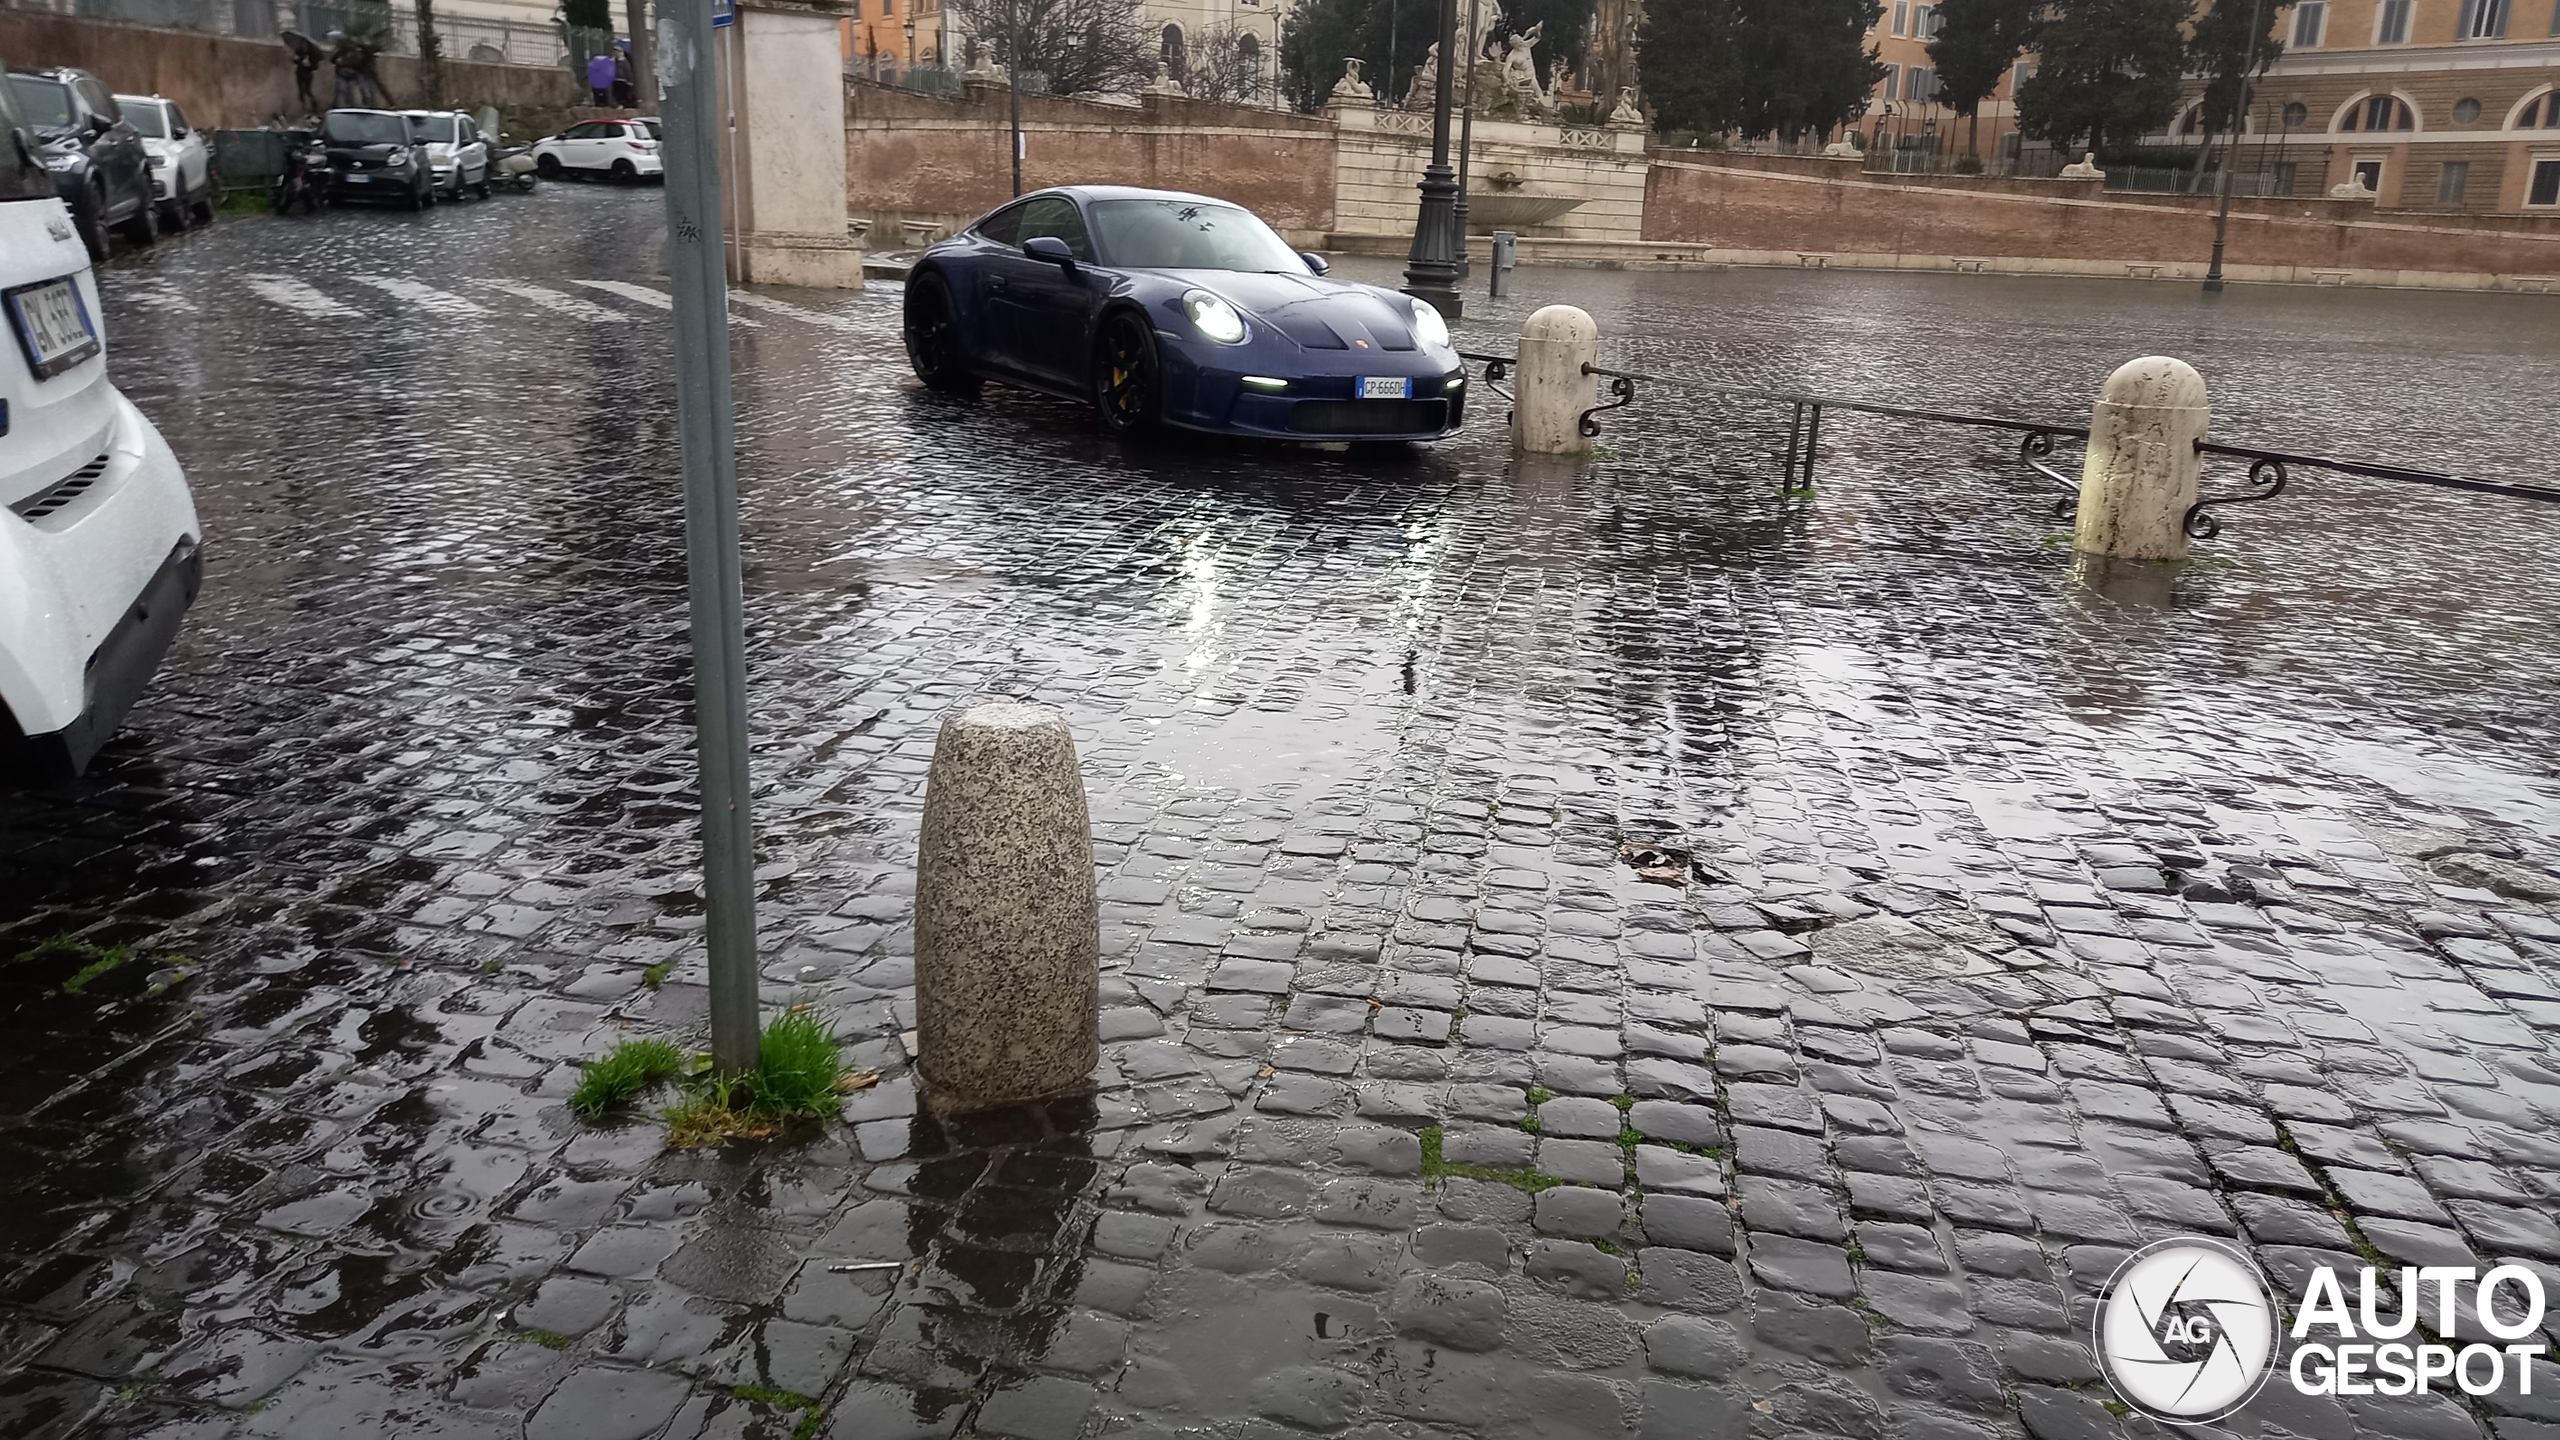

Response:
(976, 203), (1024, 246)
(1015, 196), (1093, 261)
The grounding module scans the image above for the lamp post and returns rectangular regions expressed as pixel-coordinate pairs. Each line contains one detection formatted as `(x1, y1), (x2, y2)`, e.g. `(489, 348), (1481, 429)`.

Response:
(1452, 0), (1479, 280)
(2204, 0), (2268, 294)
(1007, 0), (1023, 195)
(904, 10), (914, 69)
(1400, 0), (1462, 317)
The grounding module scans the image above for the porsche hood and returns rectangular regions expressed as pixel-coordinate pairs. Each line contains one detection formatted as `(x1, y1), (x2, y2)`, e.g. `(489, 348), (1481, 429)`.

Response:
(1170, 271), (1421, 352)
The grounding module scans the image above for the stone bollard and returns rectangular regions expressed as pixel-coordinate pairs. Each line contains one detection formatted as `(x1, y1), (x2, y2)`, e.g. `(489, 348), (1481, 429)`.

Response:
(913, 702), (1100, 1111)
(2073, 356), (2209, 562)
(1511, 304), (1598, 456)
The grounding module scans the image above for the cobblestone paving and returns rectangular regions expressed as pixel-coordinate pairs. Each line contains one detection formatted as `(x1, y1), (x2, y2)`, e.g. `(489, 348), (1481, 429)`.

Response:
(4, 190), (2560, 1440)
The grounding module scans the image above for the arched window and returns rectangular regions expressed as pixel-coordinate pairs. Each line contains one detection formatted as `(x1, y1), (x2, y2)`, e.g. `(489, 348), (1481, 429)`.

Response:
(1161, 24), (1185, 82)
(1238, 32), (1262, 103)
(2514, 90), (2560, 130)
(2337, 94), (2415, 132)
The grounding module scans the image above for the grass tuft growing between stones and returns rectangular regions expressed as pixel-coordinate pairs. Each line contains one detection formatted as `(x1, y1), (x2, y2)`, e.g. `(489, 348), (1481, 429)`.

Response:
(661, 1008), (861, 1148)
(639, 959), (673, 990)
(519, 1328), (575, 1350)
(1418, 1125), (1568, 1194)
(570, 1039), (687, 1117)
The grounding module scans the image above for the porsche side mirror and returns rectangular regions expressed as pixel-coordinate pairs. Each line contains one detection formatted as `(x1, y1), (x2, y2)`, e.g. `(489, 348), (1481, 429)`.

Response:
(1301, 252), (1329, 276)
(1022, 235), (1076, 271)
(89, 113), (114, 134)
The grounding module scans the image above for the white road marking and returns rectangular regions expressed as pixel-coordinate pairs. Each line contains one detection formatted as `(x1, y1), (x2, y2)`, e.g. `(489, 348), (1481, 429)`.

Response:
(727, 289), (861, 332)
(571, 279), (760, 325)
(351, 276), (489, 315)
(119, 276), (197, 313)
(246, 274), (361, 318)
(474, 279), (631, 322)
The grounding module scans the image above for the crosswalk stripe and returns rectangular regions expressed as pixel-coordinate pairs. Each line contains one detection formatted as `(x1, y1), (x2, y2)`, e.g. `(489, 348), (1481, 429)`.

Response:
(245, 274), (361, 318)
(727, 290), (861, 332)
(474, 280), (631, 322)
(119, 277), (197, 313)
(571, 279), (761, 326)
(351, 276), (489, 315)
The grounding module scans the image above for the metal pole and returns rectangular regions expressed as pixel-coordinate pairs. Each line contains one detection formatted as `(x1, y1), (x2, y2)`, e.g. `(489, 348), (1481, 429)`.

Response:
(657, 0), (762, 1076)
(1007, 2), (1023, 195)
(2204, 0), (2267, 294)
(1453, 0), (1477, 279)
(1399, 0), (1461, 316)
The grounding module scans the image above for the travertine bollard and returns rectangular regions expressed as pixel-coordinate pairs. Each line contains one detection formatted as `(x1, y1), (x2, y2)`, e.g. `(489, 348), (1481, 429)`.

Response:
(2074, 357), (2209, 562)
(1511, 304), (1599, 456)
(914, 703), (1099, 1111)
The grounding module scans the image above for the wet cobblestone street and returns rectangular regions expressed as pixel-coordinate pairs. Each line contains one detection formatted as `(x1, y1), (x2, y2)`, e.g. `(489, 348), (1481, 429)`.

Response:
(6, 187), (2560, 1440)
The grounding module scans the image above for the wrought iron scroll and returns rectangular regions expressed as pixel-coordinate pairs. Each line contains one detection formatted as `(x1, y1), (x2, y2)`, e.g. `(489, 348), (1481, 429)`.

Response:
(2019, 430), (2081, 520)
(1580, 365), (1634, 439)
(2184, 455), (2289, 539)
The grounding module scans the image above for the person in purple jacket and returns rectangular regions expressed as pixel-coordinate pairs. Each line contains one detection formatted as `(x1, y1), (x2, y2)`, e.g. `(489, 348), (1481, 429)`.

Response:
(586, 50), (615, 105)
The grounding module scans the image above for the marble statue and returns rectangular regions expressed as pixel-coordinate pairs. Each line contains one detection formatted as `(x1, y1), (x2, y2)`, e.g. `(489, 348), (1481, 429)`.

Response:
(2058, 151), (2104, 178)
(1329, 56), (1372, 106)
(1609, 86), (1643, 127)
(1402, 42), (1439, 110)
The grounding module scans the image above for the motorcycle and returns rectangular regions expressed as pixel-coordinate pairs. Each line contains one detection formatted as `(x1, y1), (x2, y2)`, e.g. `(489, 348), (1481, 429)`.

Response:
(268, 129), (330, 215)
(488, 134), (538, 195)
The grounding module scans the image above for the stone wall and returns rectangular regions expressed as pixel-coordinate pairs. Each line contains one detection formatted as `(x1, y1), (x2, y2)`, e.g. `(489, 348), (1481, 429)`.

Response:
(845, 81), (1338, 245)
(1643, 154), (2560, 289)
(0, 11), (582, 130)
(1330, 104), (1648, 246)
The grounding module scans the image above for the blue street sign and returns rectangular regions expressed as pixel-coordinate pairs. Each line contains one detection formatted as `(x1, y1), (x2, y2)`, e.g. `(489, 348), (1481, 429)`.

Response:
(712, 0), (735, 26)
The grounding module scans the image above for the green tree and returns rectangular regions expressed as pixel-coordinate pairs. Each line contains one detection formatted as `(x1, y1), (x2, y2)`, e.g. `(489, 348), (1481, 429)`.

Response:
(1636, 0), (1743, 135)
(2014, 0), (2188, 160)
(1927, 0), (2034, 156)
(1638, 0), (1878, 140)
(2184, 0), (2288, 186)
(1277, 0), (1445, 113)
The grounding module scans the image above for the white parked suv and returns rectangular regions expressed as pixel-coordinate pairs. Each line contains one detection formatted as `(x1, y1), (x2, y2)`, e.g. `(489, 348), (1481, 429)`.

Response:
(113, 93), (213, 230)
(3, 57), (201, 776)
(529, 117), (662, 183)
(403, 108), (491, 200)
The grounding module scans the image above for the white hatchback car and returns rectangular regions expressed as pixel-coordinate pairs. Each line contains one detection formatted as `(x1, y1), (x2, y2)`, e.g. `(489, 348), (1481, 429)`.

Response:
(112, 93), (213, 230)
(5, 61), (202, 776)
(402, 108), (491, 200)
(529, 117), (661, 183)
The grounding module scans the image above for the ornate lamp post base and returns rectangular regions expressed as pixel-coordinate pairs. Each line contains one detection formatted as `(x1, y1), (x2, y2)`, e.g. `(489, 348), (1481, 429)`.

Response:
(1404, 163), (1464, 319)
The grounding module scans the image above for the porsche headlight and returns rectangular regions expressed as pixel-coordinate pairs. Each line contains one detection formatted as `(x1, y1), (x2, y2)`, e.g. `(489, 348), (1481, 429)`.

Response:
(1183, 290), (1247, 345)
(1410, 298), (1452, 350)
(387, 146), (411, 166)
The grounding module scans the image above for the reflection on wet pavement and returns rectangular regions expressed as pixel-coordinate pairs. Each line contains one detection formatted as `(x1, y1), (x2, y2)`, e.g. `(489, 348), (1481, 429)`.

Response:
(1, 186), (2558, 1439)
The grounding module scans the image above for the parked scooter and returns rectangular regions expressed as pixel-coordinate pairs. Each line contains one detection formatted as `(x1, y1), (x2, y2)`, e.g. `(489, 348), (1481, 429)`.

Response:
(269, 128), (330, 214)
(487, 135), (538, 194)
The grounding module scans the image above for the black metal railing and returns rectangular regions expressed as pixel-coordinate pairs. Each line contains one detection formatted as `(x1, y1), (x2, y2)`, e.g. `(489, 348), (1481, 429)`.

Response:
(1459, 351), (2560, 536)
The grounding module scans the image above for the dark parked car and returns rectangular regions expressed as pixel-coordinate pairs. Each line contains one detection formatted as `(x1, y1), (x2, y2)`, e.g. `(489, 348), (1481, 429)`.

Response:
(3, 67), (154, 259)
(902, 185), (1466, 443)
(320, 108), (434, 209)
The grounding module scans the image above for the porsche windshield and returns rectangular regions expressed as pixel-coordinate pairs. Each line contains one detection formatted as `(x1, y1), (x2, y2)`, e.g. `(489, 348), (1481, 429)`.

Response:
(1091, 199), (1302, 272)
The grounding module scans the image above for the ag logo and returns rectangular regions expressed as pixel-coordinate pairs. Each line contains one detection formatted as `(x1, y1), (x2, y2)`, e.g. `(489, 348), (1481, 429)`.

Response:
(2095, 1238), (2279, 1424)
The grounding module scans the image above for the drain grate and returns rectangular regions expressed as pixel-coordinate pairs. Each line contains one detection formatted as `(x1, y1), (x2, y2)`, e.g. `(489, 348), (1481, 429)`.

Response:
(10, 453), (110, 522)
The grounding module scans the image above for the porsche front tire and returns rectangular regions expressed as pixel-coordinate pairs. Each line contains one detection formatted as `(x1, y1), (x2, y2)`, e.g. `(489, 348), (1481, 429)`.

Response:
(1095, 311), (1161, 437)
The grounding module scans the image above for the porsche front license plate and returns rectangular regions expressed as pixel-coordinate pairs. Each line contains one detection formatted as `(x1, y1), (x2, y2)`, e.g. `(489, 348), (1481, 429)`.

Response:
(1359, 376), (1412, 400)
(5, 276), (101, 381)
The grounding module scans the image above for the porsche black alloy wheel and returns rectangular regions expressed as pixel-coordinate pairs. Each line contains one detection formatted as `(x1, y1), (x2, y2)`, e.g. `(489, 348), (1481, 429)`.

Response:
(1095, 311), (1160, 437)
(902, 272), (978, 395)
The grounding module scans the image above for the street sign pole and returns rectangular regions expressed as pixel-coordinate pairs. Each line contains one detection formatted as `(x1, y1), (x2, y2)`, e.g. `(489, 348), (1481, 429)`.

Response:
(657, 0), (761, 1076)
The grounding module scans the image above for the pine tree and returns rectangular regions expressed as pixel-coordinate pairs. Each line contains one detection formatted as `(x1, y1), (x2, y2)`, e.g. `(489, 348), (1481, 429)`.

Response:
(1928, 0), (2035, 156)
(2184, 0), (2288, 185)
(2014, 0), (2189, 160)
(1636, 0), (1743, 136)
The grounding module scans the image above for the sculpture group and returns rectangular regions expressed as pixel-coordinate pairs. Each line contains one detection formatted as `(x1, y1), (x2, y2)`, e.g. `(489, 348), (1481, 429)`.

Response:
(1324, 0), (1646, 127)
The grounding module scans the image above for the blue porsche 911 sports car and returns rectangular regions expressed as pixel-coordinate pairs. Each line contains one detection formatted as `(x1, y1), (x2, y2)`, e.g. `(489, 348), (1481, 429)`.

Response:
(902, 185), (1467, 442)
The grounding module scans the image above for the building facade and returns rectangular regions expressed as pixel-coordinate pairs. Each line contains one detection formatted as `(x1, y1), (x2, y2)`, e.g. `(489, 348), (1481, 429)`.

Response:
(2185, 0), (2560, 212)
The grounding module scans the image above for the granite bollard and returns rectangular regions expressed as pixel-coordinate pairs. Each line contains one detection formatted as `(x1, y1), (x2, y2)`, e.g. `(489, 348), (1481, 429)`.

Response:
(2074, 356), (2209, 562)
(914, 702), (1100, 1111)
